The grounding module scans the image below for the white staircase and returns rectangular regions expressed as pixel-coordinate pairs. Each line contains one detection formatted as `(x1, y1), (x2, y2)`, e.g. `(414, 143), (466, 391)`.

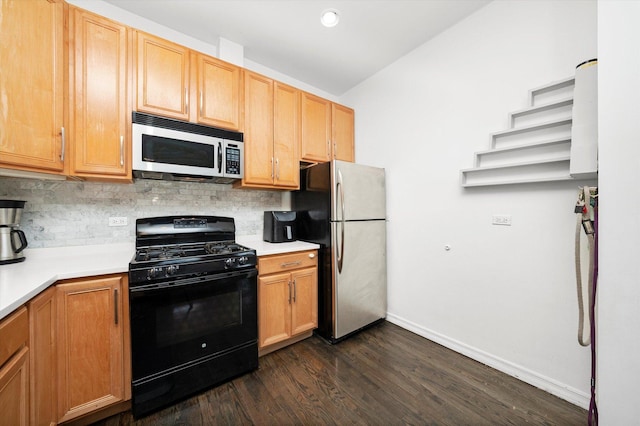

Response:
(460, 77), (576, 187)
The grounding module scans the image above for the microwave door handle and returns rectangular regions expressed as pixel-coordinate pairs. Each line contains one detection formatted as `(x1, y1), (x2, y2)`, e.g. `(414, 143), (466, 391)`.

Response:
(218, 141), (223, 174)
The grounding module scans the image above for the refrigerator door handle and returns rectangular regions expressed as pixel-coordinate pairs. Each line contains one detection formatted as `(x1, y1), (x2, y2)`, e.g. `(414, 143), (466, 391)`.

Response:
(337, 170), (345, 273)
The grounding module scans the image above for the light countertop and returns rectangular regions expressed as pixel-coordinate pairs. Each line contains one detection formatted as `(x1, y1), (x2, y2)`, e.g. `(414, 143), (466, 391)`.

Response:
(0, 238), (319, 321)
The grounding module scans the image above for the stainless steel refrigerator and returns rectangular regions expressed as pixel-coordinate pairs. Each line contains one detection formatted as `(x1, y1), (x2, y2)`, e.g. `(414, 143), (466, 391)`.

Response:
(292, 160), (387, 343)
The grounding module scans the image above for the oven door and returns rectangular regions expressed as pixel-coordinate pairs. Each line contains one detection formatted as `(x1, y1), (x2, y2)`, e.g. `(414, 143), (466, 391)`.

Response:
(129, 269), (257, 381)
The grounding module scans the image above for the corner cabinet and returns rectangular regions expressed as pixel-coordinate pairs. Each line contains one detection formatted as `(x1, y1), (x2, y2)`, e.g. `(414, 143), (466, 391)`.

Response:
(69, 7), (132, 181)
(0, 0), (65, 174)
(238, 71), (299, 189)
(258, 250), (318, 355)
(301, 92), (355, 163)
(0, 307), (30, 426)
(56, 274), (130, 423)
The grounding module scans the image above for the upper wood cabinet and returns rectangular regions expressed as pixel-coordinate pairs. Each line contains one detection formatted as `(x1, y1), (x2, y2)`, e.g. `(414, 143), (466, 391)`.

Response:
(301, 92), (354, 163)
(135, 31), (242, 131)
(69, 7), (132, 181)
(273, 82), (301, 188)
(193, 53), (243, 130)
(332, 103), (355, 162)
(0, 0), (65, 174)
(300, 92), (331, 163)
(56, 274), (129, 423)
(135, 31), (190, 121)
(239, 71), (299, 189)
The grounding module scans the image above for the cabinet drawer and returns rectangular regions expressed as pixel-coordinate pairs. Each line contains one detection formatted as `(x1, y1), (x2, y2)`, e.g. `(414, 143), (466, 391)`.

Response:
(0, 307), (28, 367)
(258, 250), (317, 275)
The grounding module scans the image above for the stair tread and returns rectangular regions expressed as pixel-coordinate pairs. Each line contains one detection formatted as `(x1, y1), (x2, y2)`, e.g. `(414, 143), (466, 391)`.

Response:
(462, 175), (573, 187)
(492, 118), (572, 137)
(511, 97), (574, 119)
(476, 137), (571, 155)
(461, 156), (570, 173)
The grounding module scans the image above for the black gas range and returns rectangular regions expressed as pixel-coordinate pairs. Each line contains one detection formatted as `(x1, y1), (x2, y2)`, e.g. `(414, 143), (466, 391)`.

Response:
(128, 216), (258, 418)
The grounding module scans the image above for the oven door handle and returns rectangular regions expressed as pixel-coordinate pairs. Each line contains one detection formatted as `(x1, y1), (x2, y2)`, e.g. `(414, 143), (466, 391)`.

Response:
(129, 269), (257, 294)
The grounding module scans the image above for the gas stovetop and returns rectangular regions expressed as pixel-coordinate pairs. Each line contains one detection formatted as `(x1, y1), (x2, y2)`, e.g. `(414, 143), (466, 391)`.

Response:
(129, 216), (256, 285)
(133, 241), (250, 262)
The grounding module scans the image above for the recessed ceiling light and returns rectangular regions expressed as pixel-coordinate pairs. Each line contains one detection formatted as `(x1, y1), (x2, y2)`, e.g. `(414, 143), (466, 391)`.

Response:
(321, 8), (340, 28)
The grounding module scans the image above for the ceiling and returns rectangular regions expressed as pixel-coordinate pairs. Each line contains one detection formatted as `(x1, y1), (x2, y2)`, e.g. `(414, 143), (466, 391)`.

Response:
(103, 0), (491, 96)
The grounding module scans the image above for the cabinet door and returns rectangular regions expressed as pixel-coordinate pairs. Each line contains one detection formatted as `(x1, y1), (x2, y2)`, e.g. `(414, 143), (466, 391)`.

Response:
(273, 82), (300, 188)
(29, 287), (57, 426)
(135, 31), (190, 120)
(194, 54), (242, 130)
(0, 347), (29, 426)
(300, 92), (331, 162)
(0, 0), (65, 173)
(332, 103), (355, 163)
(243, 71), (274, 186)
(291, 267), (318, 336)
(258, 272), (292, 348)
(56, 275), (126, 423)
(70, 8), (131, 180)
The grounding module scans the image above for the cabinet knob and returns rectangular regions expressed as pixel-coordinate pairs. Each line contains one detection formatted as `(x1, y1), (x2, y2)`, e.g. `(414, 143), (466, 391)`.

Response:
(309, 253), (315, 258)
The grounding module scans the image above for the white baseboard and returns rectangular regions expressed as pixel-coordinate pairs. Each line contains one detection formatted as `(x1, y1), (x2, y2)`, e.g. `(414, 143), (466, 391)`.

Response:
(385, 313), (590, 409)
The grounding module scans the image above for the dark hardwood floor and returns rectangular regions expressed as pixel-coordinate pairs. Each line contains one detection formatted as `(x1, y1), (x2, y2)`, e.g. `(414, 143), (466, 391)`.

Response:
(94, 321), (586, 425)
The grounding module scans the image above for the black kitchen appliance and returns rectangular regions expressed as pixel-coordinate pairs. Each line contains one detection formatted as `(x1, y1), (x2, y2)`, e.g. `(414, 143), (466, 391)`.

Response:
(263, 211), (296, 243)
(128, 216), (258, 418)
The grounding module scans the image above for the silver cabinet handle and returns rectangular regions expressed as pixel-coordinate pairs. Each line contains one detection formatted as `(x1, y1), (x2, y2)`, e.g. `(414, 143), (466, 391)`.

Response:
(333, 142), (337, 158)
(275, 158), (280, 180)
(185, 87), (189, 114)
(293, 279), (297, 302)
(281, 261), (301, 268)
(308, 253), (315, 259)
(60, 126), (66, 161)
(326, 139), (330, 159)
(271, 157), (274, 179)
(119, 136), (124, 166)
(288, 280), (292, 304)
(200, 90), (203, 116)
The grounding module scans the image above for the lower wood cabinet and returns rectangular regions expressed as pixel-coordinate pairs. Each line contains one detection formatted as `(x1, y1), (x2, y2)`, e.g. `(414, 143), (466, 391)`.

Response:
(55, 274), (130, 423)
(29, 287), (57, 426)
(258, 250), (318, 354)
(0, 307), (30, 426)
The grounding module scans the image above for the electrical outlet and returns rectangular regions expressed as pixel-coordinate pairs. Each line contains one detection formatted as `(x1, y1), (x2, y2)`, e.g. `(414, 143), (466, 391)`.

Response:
(108, 217), (128, 227)
(492, 215), (512, 226)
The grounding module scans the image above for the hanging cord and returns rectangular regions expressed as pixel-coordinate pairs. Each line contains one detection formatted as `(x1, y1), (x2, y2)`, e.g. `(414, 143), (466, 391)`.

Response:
(574, 186), (596, 346)
(588, 196), (599, 426)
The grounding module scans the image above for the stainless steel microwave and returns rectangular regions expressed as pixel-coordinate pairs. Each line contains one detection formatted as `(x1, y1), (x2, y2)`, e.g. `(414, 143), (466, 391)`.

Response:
(132, 112), (244, 183)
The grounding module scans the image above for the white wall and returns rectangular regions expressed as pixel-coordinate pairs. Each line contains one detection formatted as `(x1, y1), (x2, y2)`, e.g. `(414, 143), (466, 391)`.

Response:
(597, 1), (640, 424)
(340, 0), (597, 407)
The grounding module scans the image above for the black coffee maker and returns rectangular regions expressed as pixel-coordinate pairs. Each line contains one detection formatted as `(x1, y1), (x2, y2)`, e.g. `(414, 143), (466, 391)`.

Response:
(263, 211), (296, 243)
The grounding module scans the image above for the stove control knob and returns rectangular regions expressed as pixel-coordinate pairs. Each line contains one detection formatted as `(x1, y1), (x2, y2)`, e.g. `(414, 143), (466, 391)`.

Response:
(238, 256), (248, 265)
(225, 258), (236, 268)
(166, 265), (179, 276)
(147, 267), (162, 280)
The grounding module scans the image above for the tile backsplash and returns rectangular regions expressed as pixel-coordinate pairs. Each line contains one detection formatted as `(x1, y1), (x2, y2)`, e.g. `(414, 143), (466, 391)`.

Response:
(0, 177), (285, 248)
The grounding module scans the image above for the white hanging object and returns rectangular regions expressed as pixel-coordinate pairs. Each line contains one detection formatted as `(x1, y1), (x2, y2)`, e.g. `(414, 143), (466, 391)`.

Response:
(570, 59), (598, 179)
